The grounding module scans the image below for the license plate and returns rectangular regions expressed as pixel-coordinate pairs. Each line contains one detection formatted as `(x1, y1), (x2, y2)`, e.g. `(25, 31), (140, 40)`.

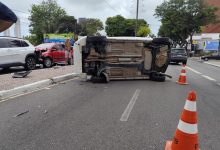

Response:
(177, 55), (182, 57)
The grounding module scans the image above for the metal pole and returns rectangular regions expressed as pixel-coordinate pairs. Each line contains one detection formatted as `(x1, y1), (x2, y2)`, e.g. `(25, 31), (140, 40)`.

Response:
(218, 34), (220, 55)
(135, 0), (139, 37)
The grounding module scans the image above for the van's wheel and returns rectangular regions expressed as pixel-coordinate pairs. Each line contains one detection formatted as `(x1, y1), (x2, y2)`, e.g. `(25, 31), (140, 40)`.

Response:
(150, 73), (166, 82)
(91, 75), (108, 83)
(43, 57), (53, 68)
(25, 56), (36, 70)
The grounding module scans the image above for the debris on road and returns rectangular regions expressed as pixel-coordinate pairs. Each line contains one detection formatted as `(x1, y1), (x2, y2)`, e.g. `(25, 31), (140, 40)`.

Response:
(44, 110), (48, 114)
(12, 71), (32, 78)
(13, 110), (29, 117)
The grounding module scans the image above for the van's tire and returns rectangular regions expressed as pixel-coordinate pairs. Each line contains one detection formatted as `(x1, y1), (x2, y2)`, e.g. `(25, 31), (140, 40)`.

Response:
(43, 57), (53, 68)
(152, 38), (171, 45)
(91, 75), (107, 83)
(150, 73), (166, 82)
(25, 56), (36, 70)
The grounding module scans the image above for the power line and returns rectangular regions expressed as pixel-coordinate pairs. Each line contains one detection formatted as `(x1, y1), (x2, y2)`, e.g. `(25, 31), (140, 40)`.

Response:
(103, 0), (121, 14)
(12, 9), (29, 15)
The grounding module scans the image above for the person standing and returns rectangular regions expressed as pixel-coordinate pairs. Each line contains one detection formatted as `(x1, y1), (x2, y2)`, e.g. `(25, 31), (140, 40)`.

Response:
(65, 39), (71, 65)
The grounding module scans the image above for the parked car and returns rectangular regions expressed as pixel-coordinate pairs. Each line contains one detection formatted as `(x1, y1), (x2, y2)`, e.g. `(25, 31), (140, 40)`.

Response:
(169, 48), (188, 64)
(0, 36), (37, 70)
(35, 43), (74, 68)
(201, 53), (220, 61)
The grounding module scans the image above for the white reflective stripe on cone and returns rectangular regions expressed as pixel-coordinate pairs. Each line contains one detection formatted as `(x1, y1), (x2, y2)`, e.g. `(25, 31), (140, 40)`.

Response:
(177, 120), (198, 134)
(180, 73), (186, 76)
(184, 100), (197, 112)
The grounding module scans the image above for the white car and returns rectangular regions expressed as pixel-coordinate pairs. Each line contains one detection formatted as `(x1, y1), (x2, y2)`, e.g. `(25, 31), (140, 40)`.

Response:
(0, 36), (37, 70)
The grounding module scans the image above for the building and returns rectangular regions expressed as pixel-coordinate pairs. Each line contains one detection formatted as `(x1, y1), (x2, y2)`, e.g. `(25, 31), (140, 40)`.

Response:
(78, 18), (86, 24)
(190, 0), (220, 53)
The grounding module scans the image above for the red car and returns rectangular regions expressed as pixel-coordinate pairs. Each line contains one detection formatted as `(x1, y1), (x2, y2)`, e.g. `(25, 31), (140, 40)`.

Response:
(35, 43), (74, 68)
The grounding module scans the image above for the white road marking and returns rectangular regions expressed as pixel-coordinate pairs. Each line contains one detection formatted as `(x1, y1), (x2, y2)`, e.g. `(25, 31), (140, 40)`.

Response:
(120, 89), (141, 122)
(183, 66), (219, 84)
(202, 75), (217, 82)
(186, 66), (202, 75)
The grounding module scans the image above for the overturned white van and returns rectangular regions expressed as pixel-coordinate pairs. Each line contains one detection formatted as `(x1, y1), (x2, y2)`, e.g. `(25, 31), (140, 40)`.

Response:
(74, 36), (172, 82)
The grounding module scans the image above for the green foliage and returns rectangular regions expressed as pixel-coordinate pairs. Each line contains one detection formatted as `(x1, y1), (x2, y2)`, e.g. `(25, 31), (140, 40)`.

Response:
(57, 16), (78, 34)
(105, 15), (126, 36)
(105, 15), (150, 37)
(79, 18), (104, 36)
(155, 0), (218, 47)
(137, 26), (151, 37)
(23, 35), (39, 46)
(29, 0), (67, 44)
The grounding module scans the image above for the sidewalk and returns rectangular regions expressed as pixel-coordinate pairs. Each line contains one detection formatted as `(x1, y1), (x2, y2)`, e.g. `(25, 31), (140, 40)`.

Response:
(0, 65), (81, 91)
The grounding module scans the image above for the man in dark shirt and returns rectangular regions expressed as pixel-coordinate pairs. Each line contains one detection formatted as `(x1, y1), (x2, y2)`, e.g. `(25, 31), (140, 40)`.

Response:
(0, 2), (17, 32)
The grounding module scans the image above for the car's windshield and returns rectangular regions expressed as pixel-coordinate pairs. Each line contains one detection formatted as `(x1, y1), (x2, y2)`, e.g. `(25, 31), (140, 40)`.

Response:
(171, 49), (186, 53)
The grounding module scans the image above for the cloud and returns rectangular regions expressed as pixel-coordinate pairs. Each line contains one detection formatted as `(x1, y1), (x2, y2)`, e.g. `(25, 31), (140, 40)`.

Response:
(1, 0), (163, 36)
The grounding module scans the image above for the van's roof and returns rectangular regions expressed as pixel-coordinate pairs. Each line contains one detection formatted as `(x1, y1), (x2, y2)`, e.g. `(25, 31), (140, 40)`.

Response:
(107, 37), (153, 41)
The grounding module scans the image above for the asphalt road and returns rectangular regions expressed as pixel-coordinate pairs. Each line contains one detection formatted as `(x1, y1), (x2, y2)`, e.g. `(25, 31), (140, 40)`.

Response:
(0, 59), (219, 150)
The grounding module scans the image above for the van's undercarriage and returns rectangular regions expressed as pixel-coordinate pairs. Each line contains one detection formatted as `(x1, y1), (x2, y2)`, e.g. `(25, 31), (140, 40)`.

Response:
(81, 36), (172, 83)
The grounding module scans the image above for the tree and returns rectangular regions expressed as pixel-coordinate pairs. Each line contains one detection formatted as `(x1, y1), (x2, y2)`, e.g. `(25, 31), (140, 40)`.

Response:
(79, 18), (103, 36)
(155, 0), (218, 48)
(29, 0), (67, 44)
(105, 15), (150, 37)
(57, 16), (77, 33)
(137, 26), (151, 37)
(23, 35), (39, 46)
(105, 15), (126, 36)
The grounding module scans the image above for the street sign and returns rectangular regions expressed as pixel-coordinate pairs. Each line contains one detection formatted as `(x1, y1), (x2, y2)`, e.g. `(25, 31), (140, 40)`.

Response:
(43, 33), (74, 44)
(204, 41), (219, 51)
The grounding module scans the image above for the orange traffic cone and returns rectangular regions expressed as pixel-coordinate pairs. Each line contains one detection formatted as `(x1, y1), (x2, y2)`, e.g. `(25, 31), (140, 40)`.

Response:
(165, 91), (200, 150)
(177, 64), (188, 85)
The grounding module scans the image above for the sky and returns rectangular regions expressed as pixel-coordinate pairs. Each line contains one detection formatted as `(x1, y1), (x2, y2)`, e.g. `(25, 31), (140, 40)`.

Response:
(1, 0), (164, 37)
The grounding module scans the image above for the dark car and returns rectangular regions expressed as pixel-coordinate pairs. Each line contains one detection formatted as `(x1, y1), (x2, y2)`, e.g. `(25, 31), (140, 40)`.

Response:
(169, 48), (188, 64)
(201, 54), (220, 61)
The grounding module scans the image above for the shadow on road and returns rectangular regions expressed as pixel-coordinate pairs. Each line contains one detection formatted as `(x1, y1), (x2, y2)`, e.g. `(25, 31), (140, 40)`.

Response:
(0, 67), (26, 75)
(169, 63), (182, 66)
(0, 66), (42, 75)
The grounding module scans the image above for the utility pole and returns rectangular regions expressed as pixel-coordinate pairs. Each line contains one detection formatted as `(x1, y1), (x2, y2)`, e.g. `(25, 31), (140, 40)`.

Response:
(218, 34), (220, 55)
(135, 0), (139, 37)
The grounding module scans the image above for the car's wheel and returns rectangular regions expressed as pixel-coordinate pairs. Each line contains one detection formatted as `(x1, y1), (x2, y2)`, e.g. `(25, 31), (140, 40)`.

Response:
(43, 57), (53, 68)
(150, 73), (166, 82)
(25, 56), (36, 70)
(204, 58), (209, 61)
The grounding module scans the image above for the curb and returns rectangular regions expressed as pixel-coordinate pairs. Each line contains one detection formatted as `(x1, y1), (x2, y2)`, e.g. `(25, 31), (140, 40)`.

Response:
(204, 62), (220, 68)
(0, 73), (79, 100)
